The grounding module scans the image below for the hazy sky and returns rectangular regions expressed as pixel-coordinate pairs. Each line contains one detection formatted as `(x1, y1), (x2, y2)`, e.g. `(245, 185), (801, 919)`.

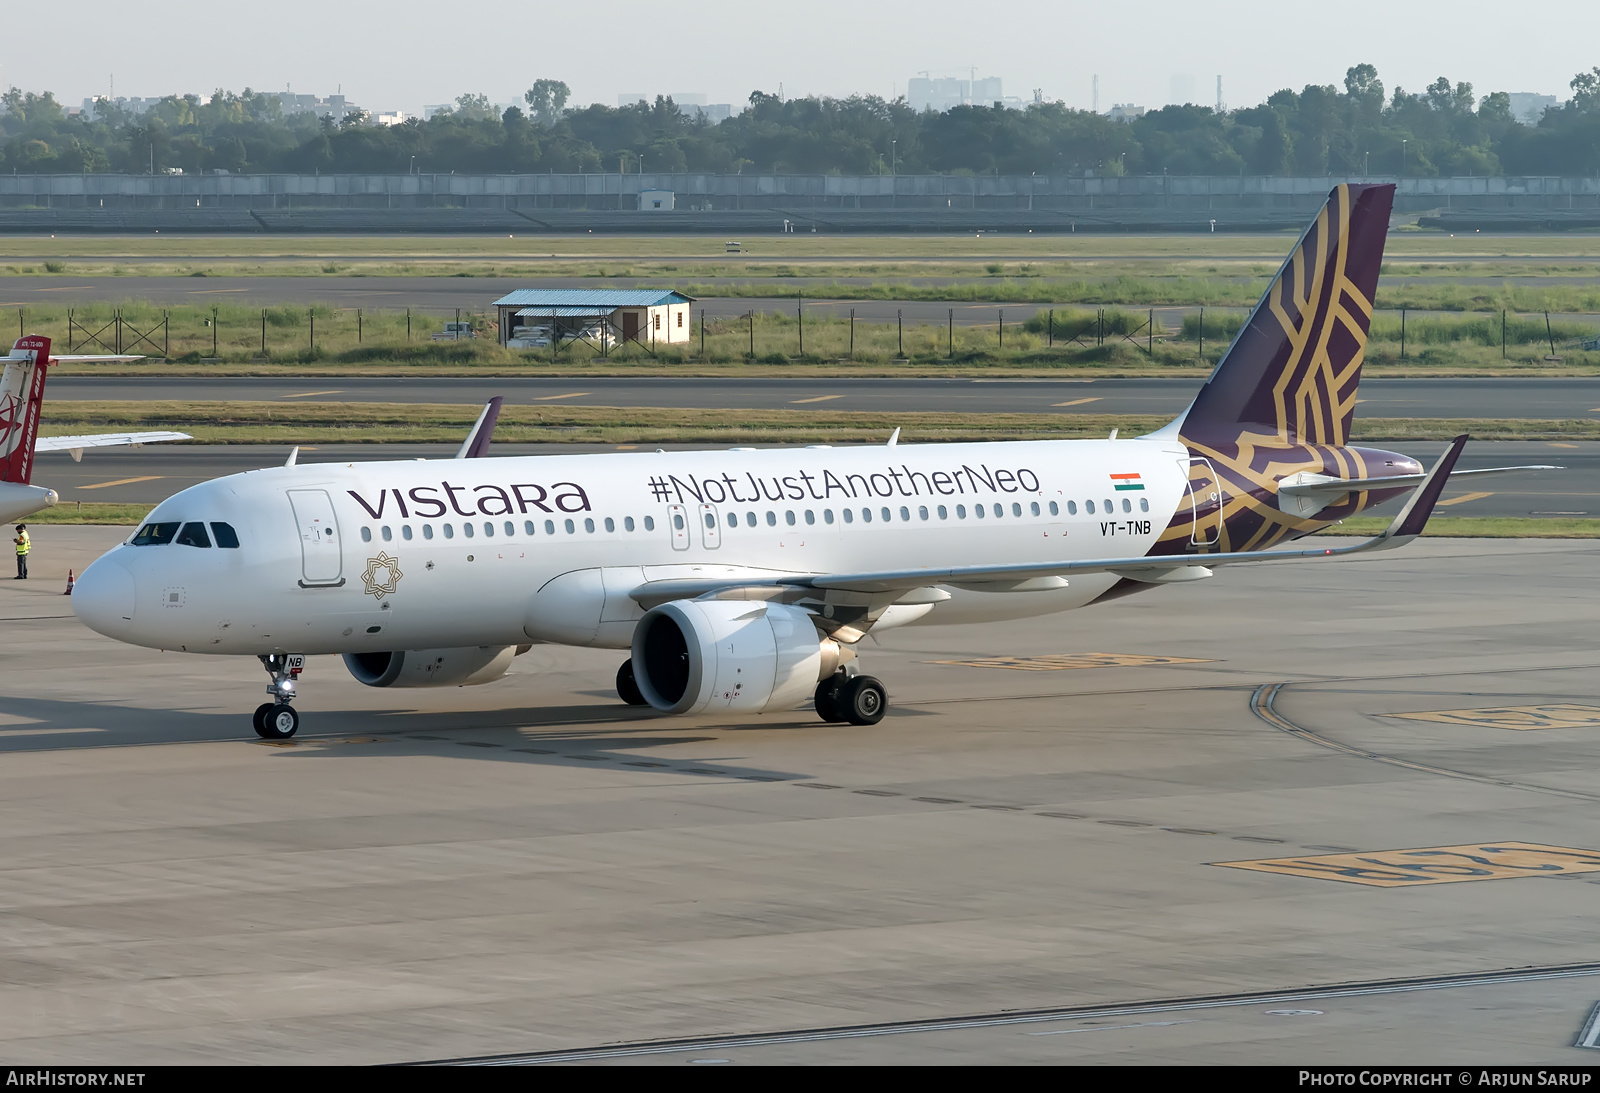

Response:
(5, 1), (1596, 116)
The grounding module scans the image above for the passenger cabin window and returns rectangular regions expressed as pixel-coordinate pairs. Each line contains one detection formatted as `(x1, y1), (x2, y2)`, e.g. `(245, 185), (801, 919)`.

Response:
(1085, 501), (1095, 514)
(444, 524), (455, 539)
(360, 527), (373, 542)
(584, 518), (595, 533)
(1030, 502), (1040, 516)
(745, 512), (756, 527)
(606, 517), (616, 532)
(625, 517), (636, 532)
(1140, 497), (1149, 512)
(1121, 498), (1132, 513)
(545, 520), (556, 535)
(402, 525), (414, 541)
(843, 508), (854, 524)
(1047, 502), (1058, 516)
(210, 522), (241, 548)
(381, 525), (393, 541)
(175, 522), (211, 548)
(937, 505), (948, 519)
(565, 519), (577, 534)
(786, 511), (796, 526)
(463, 523), (475, 539)
(423, 525), (435, 540)
(956, 505), (966, 519)
(643, 516), (655, 531)
(1067, 501), (1077, 515)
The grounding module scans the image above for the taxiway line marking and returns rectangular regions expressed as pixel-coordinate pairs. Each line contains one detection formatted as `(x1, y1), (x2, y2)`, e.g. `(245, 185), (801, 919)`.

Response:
(279, 390), (343, 399)
(791, 394), (844, 404)
(423, 961), (1600, 1065)
(76, 475), (162, 490)
(1437, 491), (1493, 507)
(1051, 397), (1103, 408)
(529, 392), (591, 401)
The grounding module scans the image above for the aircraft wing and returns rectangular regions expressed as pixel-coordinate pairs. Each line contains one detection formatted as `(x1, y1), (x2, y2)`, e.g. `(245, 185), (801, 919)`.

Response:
(631, 436), (1468, 606)
(35, 431), (191, 460)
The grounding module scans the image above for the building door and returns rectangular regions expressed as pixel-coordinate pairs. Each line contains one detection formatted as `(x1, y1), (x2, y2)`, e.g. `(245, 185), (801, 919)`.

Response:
(288, 489), (344, 586)
(622, 311), (639, 343)
(667, 504), (690, 550)
(1185, 458), (1223, 547)
(698, 504), (721, 549)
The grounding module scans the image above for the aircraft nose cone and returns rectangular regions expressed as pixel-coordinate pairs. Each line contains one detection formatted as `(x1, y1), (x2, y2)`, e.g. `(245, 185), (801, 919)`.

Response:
(72, 556), (136, 636)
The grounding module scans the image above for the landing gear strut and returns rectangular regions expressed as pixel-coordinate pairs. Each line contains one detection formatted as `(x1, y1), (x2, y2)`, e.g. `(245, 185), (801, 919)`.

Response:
(815, 668), (887, 726)
(255, 654), (304, 739)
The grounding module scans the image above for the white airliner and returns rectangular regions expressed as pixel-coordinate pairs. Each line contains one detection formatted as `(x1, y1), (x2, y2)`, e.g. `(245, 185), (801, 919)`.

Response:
(0, 335), (190, 523)
(69, 184), (1553, 739)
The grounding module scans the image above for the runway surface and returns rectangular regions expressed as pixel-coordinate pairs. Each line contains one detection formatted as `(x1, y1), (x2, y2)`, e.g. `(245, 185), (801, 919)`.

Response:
(25, 440), (1593, 519)
(3, 530), (1599, 1062)
(46, 374), (1600, 420)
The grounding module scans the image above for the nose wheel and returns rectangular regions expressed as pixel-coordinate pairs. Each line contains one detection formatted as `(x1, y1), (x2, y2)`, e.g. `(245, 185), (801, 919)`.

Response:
(253, 703), (300, 739)
(255, 654), (305, 739)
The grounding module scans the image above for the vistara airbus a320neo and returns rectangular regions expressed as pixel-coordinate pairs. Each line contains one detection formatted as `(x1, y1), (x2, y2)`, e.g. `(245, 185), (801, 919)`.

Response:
(68, 184), (1552, 739)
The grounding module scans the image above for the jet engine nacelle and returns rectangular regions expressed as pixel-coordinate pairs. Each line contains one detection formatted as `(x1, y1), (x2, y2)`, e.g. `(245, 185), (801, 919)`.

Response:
(631, 599), (849, 715)
(342, 645), (526, 688)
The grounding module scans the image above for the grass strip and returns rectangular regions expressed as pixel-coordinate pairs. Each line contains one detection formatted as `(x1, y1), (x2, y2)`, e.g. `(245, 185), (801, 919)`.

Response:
(36, 402), (1600, 445)
(23, 503), (150, 526)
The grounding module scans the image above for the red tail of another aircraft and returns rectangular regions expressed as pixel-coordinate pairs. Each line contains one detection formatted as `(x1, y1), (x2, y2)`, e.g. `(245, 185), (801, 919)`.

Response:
(0, 335), (53, 485)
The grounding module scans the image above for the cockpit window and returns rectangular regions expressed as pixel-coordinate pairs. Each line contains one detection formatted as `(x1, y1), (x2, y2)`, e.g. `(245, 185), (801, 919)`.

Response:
(175, 522), (212, 548)
(131, 522), (181, 545)
(210, 522), (241, 549)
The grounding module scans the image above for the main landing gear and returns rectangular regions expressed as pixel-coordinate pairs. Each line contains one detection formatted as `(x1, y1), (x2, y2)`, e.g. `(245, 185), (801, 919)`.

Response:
(616, 659), (647, 707)
(254, 653), (304, 739)
(814, 668), (887, 726)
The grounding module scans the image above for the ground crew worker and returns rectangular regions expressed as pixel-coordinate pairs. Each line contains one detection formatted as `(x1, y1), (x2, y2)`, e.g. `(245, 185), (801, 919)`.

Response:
(13, 524), (28, 580)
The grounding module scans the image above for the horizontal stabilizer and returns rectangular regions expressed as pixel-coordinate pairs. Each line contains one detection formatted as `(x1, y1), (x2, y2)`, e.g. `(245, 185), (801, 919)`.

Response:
(34, 431), (191, 453)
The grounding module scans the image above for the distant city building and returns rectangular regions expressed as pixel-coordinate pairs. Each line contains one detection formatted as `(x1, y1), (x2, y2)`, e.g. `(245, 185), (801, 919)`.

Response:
(82, 91), (361, 121)
(1107, 103), (1146, 123)
(618, 92), (731, 122)
(373, 111), (408, 127)
(1507, 92), (1558, 125)
(907, 75), (1003, 113)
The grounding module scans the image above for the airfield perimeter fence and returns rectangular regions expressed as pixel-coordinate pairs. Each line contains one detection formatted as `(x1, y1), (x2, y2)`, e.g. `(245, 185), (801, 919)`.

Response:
(12, 301), (1600, 365)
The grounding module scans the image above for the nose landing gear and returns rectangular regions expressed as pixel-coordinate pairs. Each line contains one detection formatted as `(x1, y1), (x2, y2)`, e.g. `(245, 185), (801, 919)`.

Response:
(254, 654), (305, 739)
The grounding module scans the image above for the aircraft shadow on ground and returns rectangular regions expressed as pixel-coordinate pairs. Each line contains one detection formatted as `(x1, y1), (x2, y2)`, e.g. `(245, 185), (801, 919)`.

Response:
(0, 694), (816, 781)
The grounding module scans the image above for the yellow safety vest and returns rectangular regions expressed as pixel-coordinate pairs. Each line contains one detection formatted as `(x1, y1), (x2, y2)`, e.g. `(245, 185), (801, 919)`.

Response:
(14, 531), (28, 555)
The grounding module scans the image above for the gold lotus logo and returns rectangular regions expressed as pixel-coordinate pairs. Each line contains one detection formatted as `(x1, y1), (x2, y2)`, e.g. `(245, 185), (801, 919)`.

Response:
(361, 552), (402, 599)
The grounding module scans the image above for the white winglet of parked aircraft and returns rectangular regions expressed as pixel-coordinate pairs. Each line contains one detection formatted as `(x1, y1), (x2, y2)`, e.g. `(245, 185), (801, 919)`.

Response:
(0, 336), (192, 523)
(68, 185), (1558, 741)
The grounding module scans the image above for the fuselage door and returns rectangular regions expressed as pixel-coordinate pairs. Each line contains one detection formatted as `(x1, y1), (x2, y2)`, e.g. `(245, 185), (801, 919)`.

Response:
(1185, 458), (1222, 547)
(667, 503), (690, 551)
(287, 488), (345, 586)
(699, 503), (721, 549)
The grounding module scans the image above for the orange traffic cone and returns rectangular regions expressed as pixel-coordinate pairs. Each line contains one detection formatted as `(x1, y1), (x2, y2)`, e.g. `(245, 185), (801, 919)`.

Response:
(63, 569), (74, 596)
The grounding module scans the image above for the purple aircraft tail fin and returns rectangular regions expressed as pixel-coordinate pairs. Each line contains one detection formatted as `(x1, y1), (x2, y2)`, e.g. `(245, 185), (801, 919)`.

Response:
(1179, 183), (1394, 448)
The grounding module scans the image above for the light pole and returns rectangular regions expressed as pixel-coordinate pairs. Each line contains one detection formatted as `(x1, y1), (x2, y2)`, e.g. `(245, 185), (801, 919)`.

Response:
(409, 155), (415, 175)
(891, 139), (897, 175)
(1364, 151), (1369, 176)
(1400, 139), (1407, 178)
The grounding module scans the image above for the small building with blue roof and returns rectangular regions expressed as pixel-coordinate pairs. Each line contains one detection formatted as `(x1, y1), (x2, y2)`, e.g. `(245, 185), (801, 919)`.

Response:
(491, 289), (695, 350)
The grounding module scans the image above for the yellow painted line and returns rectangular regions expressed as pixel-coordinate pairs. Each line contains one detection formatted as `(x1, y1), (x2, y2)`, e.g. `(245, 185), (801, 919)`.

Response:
(1051, 397), (1103, 408)
(931, 653), (1212, 671)
(529, 392), (592, 402)
(791, 394), (844, 404)
(615, 445), (638, 450)
(1550, 442), (1580, 449)
(1216, 842), (1600, 887)
(1591, 407), (1600, 413)
(76, 475), (162, 491)
(279, 390), (343, 399)
(1436, 490), (1493, 507)
(1384, 704), (1600, 730)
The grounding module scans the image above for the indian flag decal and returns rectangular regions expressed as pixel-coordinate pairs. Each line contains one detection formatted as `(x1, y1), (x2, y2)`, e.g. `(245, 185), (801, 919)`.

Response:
(1110, 472), (1144, 491)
